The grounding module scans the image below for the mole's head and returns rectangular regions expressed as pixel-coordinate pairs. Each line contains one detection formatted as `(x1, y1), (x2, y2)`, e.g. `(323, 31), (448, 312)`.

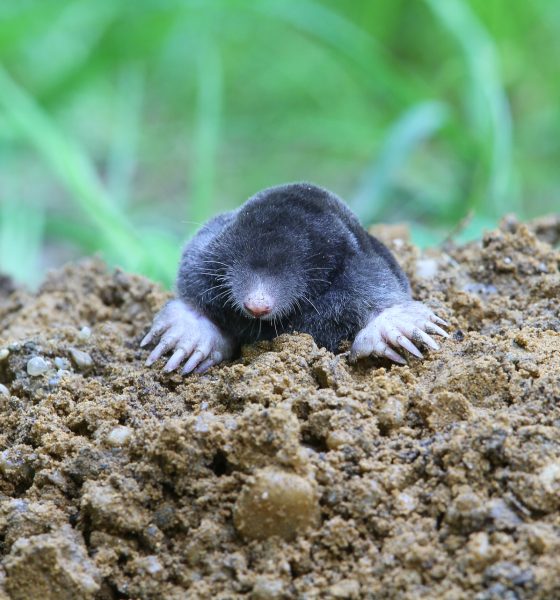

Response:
(208, 190), (341, 321)
(218, 220), (310, 321)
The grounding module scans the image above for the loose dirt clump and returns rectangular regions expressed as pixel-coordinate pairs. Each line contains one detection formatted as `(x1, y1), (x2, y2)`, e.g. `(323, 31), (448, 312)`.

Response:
(1, 216), (559, 599)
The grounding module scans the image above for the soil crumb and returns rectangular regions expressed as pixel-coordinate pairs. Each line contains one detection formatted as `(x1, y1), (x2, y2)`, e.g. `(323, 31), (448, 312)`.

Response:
(1, 216), (559, 599)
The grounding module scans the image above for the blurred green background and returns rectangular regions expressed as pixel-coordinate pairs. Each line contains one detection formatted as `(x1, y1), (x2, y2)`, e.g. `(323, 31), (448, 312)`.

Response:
(1, 0), (559, 288)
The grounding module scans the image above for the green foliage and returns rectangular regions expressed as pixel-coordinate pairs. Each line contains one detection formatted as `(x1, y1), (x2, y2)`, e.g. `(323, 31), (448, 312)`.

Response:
(0, 0), (558, 287)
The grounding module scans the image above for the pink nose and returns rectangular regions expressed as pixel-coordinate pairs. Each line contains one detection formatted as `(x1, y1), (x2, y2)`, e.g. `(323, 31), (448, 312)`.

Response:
(243, 302), (271, 318)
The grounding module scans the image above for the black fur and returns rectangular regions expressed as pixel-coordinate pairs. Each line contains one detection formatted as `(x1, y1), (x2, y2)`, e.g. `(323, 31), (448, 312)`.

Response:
(177, 183), (411, 352)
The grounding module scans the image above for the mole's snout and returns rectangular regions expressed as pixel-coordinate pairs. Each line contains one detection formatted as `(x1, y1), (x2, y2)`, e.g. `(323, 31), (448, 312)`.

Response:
(243, 302), (272, 318)
(243, 286), (274, 318)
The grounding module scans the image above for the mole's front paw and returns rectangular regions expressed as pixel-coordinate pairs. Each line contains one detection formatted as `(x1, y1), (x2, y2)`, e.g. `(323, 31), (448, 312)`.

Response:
(140, 299), (235, 374)
(349, 301), (449, 364)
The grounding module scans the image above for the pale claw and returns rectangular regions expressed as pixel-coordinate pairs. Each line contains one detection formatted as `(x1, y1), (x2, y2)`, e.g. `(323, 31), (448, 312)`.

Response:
(379, 344), (407, 364)
(140, 321), (166, 348)
(424, 322), (449, 338)
(395, 334), (423, 358)
(410, 327), (440, 350)
(182, 349), (205, 374)
(194, 352), (222, 374)
(147, 330), (181, 366)
(164, 345), (192, 373)
(349, 301), (448, 364)
(350, 323), (406, 364)
(431, 315), (449, 327)
(141, 299), (235, 374)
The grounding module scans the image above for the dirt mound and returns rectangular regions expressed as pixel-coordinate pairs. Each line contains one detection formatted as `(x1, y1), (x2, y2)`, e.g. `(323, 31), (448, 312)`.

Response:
(1, 216), (559, 599)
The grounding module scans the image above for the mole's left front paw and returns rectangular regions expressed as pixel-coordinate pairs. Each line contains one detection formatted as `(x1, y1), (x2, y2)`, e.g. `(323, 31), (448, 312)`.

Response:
(349, 301), (449, 364)
(140, 299), (235, 374)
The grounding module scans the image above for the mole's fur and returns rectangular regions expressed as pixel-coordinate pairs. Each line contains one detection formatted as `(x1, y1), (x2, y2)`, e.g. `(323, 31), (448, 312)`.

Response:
(178, 183), (409, 351)
(141, 183), (448, 374)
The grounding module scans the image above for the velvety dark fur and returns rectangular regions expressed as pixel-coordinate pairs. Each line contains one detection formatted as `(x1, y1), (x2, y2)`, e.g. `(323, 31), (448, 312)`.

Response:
(177, 183), (411, 352)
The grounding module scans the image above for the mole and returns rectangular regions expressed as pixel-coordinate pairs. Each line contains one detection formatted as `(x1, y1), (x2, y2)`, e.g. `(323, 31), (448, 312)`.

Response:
(141, 182), (448, 374)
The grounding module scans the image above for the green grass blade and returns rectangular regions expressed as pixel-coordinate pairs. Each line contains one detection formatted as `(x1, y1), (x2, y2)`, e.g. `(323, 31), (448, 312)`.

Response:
(425, 0), (515, 216)
(188, 31), (222, 226)
(0, 193), (45, 288)
(106, 65), (144, 208)
(253, 0), (425, 104)
(0, 65), (146, 270)
(351, 101), (449, 225)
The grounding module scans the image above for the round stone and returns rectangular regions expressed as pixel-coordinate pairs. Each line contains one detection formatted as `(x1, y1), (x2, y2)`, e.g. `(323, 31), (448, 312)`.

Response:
(69, 348), (93, 372)
(78, 326), (92, 341)
(106, 426), (133, 447)
(27, 356), (49, 376)
(233, 467), (319, 541)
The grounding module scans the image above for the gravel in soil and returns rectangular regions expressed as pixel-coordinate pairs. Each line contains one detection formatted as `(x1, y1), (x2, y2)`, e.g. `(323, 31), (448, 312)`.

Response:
(1, 216), (559, 599)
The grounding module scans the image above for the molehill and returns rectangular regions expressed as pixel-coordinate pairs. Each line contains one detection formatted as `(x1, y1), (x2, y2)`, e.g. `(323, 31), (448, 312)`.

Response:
(0, 216), (559, 600)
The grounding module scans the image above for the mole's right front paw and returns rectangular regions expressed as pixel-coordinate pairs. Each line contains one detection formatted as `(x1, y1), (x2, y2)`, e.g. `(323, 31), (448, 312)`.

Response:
(349, 301), (449, 364)
(140, 299), (235, 374)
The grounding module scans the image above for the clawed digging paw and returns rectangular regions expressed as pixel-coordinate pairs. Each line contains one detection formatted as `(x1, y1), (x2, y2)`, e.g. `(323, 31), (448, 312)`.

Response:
(349, 301), (449, 364)
(140, 299), (234, 374)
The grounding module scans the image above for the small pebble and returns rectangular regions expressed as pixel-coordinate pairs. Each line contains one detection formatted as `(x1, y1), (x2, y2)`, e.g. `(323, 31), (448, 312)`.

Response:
(78, 326), (92, 341)
(26, 356), (50, 376)
(251, 577), (285, 600)
(136, 555), (162, 576)
(526, 523), (559, 554)
(0, 348), (9, 361)
(328, 578), (361, 599)
(152, 504), (176, 530)
(0, 383), (9, 397)
(468, 531), (491, 565)
(69, 348), (93, 372)
(395, 491), (417, 514)
(54, 357), (71, 370)
(326, 429), (353, 450)
(106, 426), (133, 447)
(463, 282), (498, 295)
(539, 461), (560, 492)
(49, 369), (72, 387)
(378, 397), (405, 432)
(454, 330), (465, 342)
(0, 448), (32, 482)
(415, 258), (439, 279)
(194, 412), (219, 433)
(46, 470), (68, 489)
(488, 499), (521, 529)
(225, 418), (238, 430)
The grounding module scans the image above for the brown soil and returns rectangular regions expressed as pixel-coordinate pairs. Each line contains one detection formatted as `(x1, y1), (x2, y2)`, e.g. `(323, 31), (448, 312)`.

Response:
(1, 216), (559, 600)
